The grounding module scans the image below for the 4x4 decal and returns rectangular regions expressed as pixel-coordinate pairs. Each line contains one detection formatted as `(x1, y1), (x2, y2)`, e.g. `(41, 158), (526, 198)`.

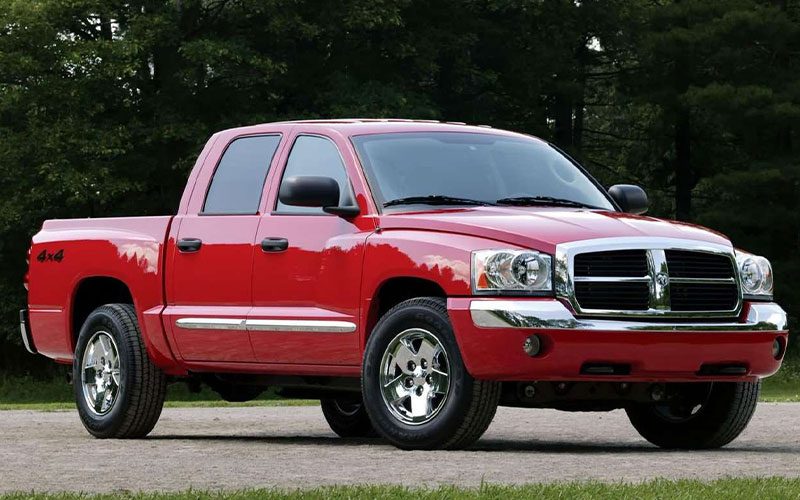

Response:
(36, 249), (64, 263)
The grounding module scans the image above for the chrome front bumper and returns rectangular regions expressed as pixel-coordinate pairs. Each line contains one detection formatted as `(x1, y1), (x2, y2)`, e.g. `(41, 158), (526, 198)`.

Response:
(19, 309), (37, 354)
(470, 300), (788, 332)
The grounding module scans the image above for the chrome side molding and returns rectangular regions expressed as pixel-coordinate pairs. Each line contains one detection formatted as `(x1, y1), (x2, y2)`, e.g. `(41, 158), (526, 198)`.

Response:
(470, 300), (787, 332)
(245, 319), (356, 333)
(175, 318), (246, 330)
(175, 317), (356, 333)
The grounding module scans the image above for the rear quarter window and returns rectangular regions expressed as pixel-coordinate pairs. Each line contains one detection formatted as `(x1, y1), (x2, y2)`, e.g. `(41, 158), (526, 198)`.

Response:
(203, 135), (282, 214)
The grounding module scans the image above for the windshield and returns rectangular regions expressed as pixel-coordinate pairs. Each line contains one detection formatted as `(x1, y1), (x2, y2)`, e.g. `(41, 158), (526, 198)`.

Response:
(351, 132), (615, 211)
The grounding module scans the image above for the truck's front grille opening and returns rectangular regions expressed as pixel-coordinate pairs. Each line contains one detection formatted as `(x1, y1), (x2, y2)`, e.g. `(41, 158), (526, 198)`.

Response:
(574, 250), (648, 278)
(574, 282), (650, 311)
(665, 250), (735, 279)
(671, 282), (739, 311)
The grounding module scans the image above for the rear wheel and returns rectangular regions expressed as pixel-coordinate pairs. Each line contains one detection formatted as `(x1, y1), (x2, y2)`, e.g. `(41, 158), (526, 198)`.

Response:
(362, 297), (500, 450)
(626, 381), (760, 449)
(73, 304), (167, 438)
(320, 397), (377, 437)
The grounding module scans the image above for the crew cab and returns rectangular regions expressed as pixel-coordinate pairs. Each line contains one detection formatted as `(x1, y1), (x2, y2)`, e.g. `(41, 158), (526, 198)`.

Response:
(22, 119), (788, 449)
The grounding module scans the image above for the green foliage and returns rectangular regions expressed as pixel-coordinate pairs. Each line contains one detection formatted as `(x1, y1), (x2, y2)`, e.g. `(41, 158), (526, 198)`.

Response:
(3, 478), (800, 499)
(0, 0), (798, 371)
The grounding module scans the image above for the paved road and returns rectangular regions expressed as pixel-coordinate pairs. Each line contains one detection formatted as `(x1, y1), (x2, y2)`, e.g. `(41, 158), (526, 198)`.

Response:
(1, 404), (798, 492)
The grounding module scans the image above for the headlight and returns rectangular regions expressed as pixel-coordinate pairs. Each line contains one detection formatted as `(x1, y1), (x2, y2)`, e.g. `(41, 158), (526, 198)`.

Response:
(472, 249), (553, 294)
(735, 250), (773, 298)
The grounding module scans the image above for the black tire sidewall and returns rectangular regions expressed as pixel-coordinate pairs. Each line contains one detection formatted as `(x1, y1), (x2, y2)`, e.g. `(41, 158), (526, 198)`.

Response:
(320, 398), (376, 438)
(362, 299), (473, 449)
(73, 306), (136, 438)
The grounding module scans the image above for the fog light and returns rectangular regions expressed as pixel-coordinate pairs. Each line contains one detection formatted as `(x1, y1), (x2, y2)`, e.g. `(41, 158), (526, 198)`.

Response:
(773, 337), (785, 360)
(522, 334), (541, 357)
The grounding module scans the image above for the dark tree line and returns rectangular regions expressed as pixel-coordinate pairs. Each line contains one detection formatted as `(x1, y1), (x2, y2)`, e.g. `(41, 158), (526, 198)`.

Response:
(1, 0), (798, 373)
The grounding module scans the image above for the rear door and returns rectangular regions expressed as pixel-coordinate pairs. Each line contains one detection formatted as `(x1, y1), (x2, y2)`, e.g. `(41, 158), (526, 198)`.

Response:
(248, 130), (376, 365)
(164, 133), (284, 362)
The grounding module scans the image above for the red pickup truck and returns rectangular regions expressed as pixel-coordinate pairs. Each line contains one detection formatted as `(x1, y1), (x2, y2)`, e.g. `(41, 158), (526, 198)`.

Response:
(22, 119), (788, 450)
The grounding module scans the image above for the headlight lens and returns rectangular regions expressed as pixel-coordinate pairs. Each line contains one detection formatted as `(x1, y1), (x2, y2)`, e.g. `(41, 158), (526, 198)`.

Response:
(735, 250), (773, 297)
(472, 249), (553, 294)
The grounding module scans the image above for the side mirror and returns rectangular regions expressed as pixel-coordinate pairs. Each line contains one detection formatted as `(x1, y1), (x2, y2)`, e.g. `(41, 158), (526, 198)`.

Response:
(278, 176), (360, 217)
(608, 184), (648, 215)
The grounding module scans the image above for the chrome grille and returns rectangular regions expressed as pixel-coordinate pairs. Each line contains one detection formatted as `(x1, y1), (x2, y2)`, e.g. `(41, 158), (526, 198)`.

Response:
(556, 238), (742, 319)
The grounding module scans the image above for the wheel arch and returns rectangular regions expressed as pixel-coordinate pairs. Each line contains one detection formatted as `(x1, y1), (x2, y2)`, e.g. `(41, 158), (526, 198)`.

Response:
(71, 276), (134, 350)
(363, 276), (447, 347)
(69, 274), (184, 375)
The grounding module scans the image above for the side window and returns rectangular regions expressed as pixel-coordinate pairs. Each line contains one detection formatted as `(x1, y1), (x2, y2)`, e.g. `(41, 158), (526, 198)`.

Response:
(276, 135), (352, 214)
(203, 135), (282, 214)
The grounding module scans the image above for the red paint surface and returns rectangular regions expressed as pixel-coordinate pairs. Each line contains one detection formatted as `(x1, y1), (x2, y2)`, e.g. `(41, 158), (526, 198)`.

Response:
(24, 120), (790, 382)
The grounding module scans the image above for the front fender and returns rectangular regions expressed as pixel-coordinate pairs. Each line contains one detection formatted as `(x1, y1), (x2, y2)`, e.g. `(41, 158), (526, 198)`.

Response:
(360, 229), (526, 354)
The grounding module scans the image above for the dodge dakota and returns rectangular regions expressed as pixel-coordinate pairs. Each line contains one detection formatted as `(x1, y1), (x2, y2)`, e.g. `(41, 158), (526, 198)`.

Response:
(22, 119), (788, 450)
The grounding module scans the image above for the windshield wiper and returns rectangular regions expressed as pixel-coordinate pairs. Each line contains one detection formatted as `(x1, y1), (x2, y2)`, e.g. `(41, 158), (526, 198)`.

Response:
(383, 195), (494, 208)
(495, 196), (600, 209)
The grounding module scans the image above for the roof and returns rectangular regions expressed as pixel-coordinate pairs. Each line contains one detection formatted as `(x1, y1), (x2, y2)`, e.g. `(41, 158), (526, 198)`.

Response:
(274, 118), (492, 127)
(215, 119), (542, 142)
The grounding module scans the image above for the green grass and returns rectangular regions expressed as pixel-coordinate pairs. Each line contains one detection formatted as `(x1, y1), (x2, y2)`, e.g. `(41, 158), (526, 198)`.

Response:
(2, 357), (799, 410)
(761, 360), (800, 402)
(3, 479), (800, 500)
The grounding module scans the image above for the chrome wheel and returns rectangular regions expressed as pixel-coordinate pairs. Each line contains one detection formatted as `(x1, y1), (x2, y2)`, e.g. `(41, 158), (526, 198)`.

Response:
(81, 331), (121, 415)
(379, 328), (450, 425)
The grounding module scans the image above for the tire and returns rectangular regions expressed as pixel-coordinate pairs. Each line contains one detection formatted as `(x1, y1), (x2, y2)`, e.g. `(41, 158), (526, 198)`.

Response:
(361, 297), (500, 450)
(320, 397), (377, 438)
(73, 303), (167, 438)
(626, 381), (761, 449)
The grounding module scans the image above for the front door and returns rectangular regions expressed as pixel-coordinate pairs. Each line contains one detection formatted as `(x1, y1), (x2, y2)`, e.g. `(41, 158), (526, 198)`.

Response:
(165, 134), (283, 362)
(249, 132), (375, 365)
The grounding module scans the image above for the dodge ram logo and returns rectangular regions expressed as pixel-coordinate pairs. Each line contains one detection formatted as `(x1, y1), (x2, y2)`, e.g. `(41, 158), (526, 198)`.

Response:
(655, 272), (669, 287)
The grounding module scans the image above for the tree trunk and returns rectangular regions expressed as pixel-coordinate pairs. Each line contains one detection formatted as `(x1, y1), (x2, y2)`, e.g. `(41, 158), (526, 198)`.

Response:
(573, 43), (588, 151)
(553, 91), (573, 148)
(674, 108), (692, 221)
(99, 15), (113, 41)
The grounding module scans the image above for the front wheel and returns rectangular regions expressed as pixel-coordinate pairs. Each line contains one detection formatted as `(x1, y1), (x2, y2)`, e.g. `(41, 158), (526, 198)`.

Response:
(73, 304), (167, 438)
(362, 297), (500, 450)
(626, 381), (760, 449)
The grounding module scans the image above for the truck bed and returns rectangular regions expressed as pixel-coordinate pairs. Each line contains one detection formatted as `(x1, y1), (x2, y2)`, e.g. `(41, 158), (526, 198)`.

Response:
(27, 216), (174, 363)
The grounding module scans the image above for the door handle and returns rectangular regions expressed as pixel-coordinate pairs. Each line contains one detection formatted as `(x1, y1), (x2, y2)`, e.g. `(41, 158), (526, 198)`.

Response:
(177, 238), (202, 253)
(261, 237), (289, 252)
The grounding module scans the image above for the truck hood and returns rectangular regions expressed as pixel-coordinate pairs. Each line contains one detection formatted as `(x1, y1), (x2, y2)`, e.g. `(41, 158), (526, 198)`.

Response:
(377, 207), (731, 253)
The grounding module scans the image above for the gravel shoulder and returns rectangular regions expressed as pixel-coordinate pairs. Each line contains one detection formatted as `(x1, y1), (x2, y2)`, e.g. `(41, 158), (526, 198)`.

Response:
(1, 404), (798, 492)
